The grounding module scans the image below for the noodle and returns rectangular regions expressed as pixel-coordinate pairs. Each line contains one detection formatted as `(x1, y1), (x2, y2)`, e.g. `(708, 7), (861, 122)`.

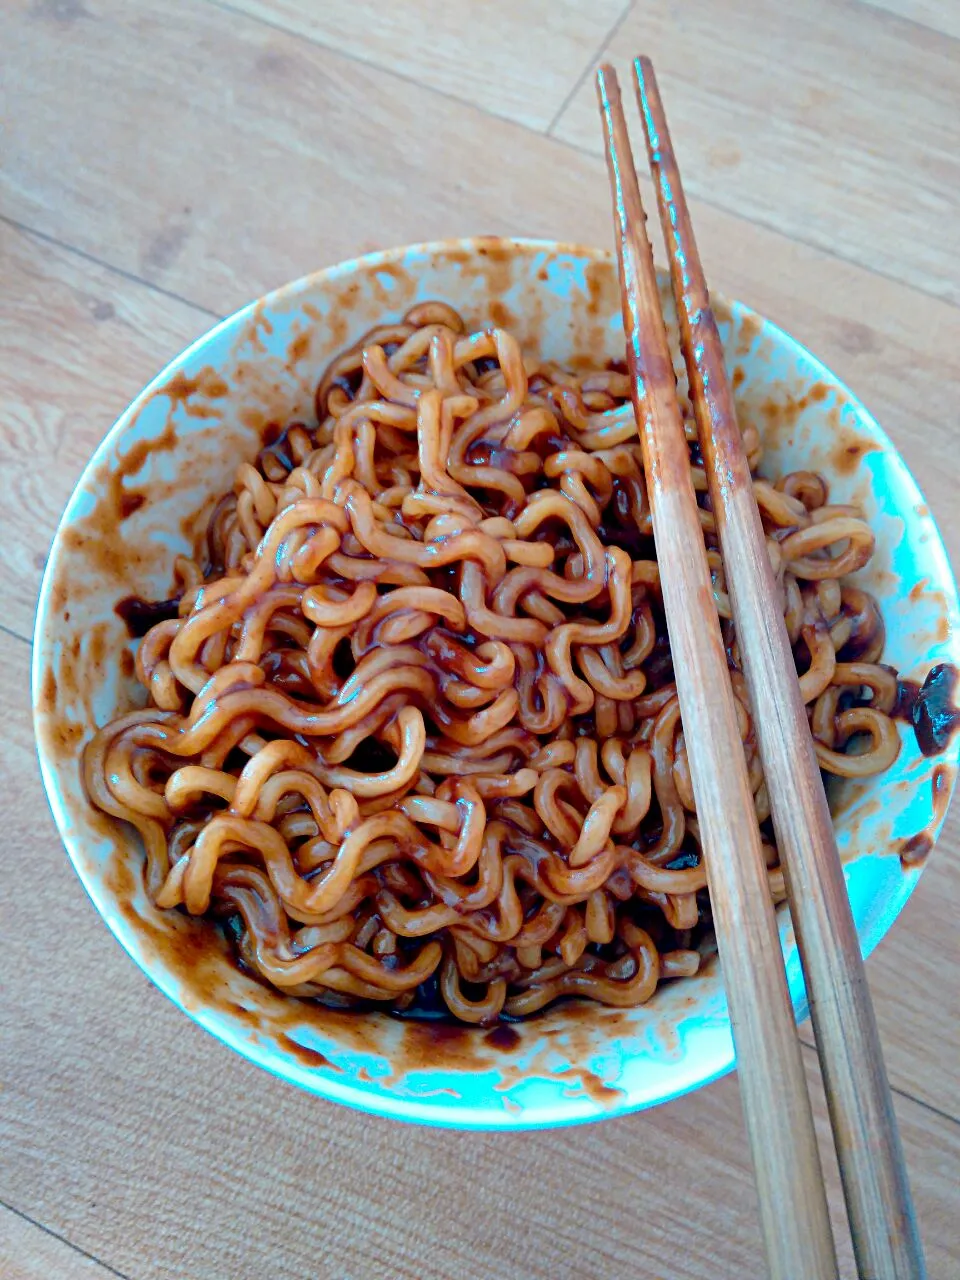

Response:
(84, 304), (900, 1024)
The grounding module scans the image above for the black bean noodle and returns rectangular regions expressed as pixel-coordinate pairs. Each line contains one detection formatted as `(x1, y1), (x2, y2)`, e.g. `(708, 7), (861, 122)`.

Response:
(84, 303), (900, 1024)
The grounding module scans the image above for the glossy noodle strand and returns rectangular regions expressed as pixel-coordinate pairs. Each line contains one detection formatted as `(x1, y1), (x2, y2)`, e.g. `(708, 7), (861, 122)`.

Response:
(85, 306), (900, 1024)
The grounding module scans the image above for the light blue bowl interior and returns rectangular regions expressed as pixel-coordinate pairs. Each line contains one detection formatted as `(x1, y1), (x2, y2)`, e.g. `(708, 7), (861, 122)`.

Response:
(33, 239), (960, 1129)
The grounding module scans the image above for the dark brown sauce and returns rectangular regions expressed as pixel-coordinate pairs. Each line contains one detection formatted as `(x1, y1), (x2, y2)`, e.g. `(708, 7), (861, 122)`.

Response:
(223, 1000), (263, 1028)
(118, 420), (179, 480)
(912, 663), (960, 757)
(485, 1024), (521, 1051)
(899, 832), (933, 869)
(53, 717), (84, 754)
(163, 368), (229, 415)
(407, 1020), (471, 1046)
(894, 678), (922, 723)
(119, 491), (146, 519)
(472, 239), (515, 299)
(489, 299), (515, 330)
(63, 270), (724, 1095)
(103, 850), (238, 1011)
(543, 1065), (626, 1104)
(932, 764), (951, 823)
(94, 837), (652, 1098)
(837, 592), (884, 662)
(584, 260), (604, 318)
(287, 331), (310, 365)
(41, 665), (58, 707)
(114, 594), (182, 638)
(256, 421), (309, 474)
(258, 420), (284, 448)
(278, 1033), (344, 1072)
(734, 311), (764, 357)
(830, 436), (880, 478)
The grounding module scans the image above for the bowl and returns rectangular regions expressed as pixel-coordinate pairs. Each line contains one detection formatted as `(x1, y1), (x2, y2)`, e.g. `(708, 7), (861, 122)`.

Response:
(33, 237), (960, 1129)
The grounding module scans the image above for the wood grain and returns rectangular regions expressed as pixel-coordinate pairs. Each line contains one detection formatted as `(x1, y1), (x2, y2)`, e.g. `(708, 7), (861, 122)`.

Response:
(853, 847), (960, 1113)
(860, 0), (960, 41)
(1, 630), (958, 1280)
(2, 0), (618, 316)
(2, 0), (959, 1274)
(207, 0), (629, 129)
(3, 1), (959, 645)
(598, 63), (836, 1278)
(0, 1208), (124, 1280)
(552, 0), (960, 305)
(2, 214), (957, 1111)
(0, 0), (954, 332)
(0, 223), (213, 641)
(634, 54), (923, 1274)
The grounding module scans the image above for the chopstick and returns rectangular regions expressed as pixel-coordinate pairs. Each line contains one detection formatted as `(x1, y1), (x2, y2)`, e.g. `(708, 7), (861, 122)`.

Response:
(595, 65), (838, 1280)
(630, 55), (926, 1279)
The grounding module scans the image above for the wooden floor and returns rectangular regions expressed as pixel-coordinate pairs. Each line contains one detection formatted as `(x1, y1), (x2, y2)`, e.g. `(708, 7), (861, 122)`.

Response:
(2, 2), (959, 1276)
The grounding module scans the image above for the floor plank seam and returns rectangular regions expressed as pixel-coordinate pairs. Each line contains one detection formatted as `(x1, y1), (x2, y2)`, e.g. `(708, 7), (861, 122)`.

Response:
(202, 0), (544, 130)
(0, 1198), (135, 1280)
(853, 0), (960, 46)
(7, 137), (957, 327)
(0, 217), (224, 324)
(6, 179), (959, 1133)
(891, 1091), (960, 1128)
(0, 622), (31, 648)
(194, 0), (960, 309)
(545, 0), (635, 136)
(3, 7), (959, 1271)
(537, 135), (960, 312)
(798, 1037), (960, 1128)
(4, 48), (958, 319)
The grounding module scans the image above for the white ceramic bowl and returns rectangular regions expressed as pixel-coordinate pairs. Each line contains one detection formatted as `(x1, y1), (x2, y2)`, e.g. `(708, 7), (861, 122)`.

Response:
(33, 238), (960, 1129)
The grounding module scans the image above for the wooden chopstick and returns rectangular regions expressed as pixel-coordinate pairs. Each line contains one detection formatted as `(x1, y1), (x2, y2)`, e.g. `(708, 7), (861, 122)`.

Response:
(595, 65), (839, 1280)
(631, 55), (926, 1280)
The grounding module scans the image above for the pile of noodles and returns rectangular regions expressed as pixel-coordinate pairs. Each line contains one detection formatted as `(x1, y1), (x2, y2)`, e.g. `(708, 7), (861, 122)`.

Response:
(84, 302), (901, 1024)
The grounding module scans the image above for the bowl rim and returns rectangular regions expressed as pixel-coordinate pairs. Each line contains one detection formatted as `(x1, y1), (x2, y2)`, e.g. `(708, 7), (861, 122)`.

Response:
(32, 235), (960, 1130)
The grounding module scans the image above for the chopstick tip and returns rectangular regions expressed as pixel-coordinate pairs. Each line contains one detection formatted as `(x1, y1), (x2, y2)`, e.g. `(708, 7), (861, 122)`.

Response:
(595, 62), (621, 111)
(632, 56), (663, 150)
(633, 55), (657, 106)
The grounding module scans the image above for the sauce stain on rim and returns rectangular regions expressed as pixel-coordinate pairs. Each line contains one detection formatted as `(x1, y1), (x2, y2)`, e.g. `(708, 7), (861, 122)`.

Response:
(32, 239), (960, 1122)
